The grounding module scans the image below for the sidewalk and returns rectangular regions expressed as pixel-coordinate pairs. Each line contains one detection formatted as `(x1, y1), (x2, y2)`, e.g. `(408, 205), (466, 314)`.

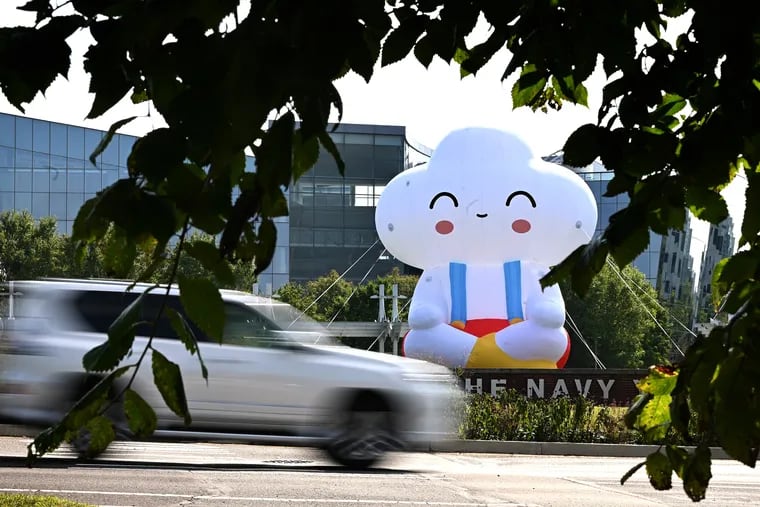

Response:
(0, 424), (732, 460)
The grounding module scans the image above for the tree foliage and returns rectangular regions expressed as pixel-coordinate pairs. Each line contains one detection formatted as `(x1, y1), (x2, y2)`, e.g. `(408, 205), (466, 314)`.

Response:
(0, 210), (65, 281)
(276, 267), (417, 324)
(563, 260), (670, 369)
(1, 0), (759, 499)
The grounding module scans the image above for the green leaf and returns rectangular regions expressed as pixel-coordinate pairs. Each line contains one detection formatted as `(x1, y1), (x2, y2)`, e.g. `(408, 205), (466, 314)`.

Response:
(124, 388), (157, 438)
(0, 16), (84, 111)
(551, 74), (588, 106)
(646, 452), (673, 490)
(72, 415), (116, 458)
(89, 117), (137, 166)
(253, 218), (277, 276)
(636, 366), (678, 396)
(652, 93), (687, 120)
(541, 240), (608, 297)
(563, 124), (602, 167)
(606, 208), (650, 268)
(666, 444), (690, 477)
(166, 308), (209, 381)
(713, 252), (757, 299)
(19, 0), (53, 23)
(83, 24), (132, 119)
(292, 129), (320, 182)
(83, 290), (146, 372)
(413, 34), (435, 68)
(100, 226), (138, 278)
(178, 274), (225, 342)
(257, 112), (295, 189)
(28, 367), (129, 461)
(511, 64), (548, 108)
(318, 130), (346, 175)
(740, 171), (760, 245)
(624, 392), (653, 429)
(127, 128), (187, 186)
(685, 186), (729, 223)
(682, 446), (712, 502)
(637, 392), (672, 441)
(151, 349), (191, 426)
(712, 348), (759, 466)
(381, 15), (427, 67)
(71, 195), (110, 242)
(72, 179), (179, 245)
(184, 241), (235, 286)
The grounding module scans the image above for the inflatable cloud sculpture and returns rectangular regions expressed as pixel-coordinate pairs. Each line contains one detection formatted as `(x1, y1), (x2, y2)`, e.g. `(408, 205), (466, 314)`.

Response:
(375, 128), (598, 369)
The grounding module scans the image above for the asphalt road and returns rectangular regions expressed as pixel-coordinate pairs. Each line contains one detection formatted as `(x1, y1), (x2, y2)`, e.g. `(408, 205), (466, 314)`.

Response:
(0, 436), (758, 506)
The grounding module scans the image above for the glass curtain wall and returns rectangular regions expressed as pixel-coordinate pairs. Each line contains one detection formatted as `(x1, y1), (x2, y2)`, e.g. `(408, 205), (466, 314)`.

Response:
(289, 126), (407, 283)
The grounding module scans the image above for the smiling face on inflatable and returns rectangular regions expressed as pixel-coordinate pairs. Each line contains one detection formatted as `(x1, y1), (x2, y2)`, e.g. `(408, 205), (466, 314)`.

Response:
(374, 128), (598, 370)
(375, 128), (597, 268)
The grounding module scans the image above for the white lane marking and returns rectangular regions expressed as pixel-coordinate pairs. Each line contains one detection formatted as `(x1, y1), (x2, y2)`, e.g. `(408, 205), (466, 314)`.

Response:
(0, 488), (526, 506)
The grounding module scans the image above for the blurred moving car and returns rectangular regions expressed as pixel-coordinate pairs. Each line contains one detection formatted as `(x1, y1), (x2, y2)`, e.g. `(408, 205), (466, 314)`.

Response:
(0, 279), (462, 468)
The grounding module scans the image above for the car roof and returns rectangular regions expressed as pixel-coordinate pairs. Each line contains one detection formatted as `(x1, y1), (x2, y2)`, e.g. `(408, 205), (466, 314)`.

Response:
(7, 278), (285, 307)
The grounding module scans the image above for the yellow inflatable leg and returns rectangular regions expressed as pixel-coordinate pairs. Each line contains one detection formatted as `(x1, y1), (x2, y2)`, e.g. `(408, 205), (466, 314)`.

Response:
(465, 333), (557, 369)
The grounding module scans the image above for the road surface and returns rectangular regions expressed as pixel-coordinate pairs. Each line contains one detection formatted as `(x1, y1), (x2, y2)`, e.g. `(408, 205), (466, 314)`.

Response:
(0, 437), (757, 506)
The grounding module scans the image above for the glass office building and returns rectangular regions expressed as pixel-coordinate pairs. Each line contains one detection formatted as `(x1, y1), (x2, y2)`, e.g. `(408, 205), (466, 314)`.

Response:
(0, 112), (409, 291)
(289, 124), (408, 284)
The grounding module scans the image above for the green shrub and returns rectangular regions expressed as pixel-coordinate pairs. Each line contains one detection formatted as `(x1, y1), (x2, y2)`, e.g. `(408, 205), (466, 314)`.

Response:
(0, 494), (93, 507)
(459, 389), (640, 443)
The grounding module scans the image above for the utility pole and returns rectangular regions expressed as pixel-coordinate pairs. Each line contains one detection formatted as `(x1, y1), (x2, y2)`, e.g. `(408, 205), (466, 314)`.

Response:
(371, 284), (407, 354)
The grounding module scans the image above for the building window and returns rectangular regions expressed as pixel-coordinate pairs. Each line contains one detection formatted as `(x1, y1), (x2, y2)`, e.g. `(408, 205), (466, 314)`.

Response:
(0, 114), (14, 147)
(50, 193), (66, 219)
(15, 117), (32, 150)
(32, 193), (50, 218)
(50, 123), (67, 156)
(67, 126), (85, 159)
(351, 184), (385, 207)
(32, 119), (50, 153)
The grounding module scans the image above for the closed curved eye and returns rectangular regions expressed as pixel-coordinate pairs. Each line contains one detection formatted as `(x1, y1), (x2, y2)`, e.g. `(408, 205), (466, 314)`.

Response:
(506, 190), (536, 208)
(429, 191), (459, 209)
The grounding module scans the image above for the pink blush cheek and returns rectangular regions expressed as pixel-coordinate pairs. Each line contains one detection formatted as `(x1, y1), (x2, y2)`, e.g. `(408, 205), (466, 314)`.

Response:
(512, 219), (531, 233)
(435, 220), (454, 235)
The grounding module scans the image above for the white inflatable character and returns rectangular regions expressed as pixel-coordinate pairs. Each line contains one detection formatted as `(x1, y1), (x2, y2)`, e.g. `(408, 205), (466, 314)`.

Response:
(375, 128), (597, 369)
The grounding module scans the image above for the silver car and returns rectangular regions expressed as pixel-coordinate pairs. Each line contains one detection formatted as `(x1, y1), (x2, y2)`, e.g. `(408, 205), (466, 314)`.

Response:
(0, 279), (462, 468)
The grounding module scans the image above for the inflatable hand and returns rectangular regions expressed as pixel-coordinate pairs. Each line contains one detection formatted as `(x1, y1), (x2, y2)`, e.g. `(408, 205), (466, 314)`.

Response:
(525, 293), (565, 328)
(408, 303), (446, 330)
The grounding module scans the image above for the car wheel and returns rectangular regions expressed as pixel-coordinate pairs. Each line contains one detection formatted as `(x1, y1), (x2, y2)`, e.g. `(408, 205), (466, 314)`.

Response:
(325, 393), (400, 469)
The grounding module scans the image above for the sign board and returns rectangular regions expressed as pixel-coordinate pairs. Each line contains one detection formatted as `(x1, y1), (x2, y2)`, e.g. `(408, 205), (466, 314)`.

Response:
(458, 368), (649, 406)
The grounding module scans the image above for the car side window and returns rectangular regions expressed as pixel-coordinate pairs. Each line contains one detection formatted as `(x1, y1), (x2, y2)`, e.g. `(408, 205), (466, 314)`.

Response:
(141, 294), (210, 342)
(223, 302), (273, 347)
(72, 290), (140, 333)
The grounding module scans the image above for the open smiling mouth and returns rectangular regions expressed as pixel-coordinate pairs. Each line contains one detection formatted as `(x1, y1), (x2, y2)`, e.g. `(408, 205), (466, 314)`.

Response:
(476, 213), (488, 218)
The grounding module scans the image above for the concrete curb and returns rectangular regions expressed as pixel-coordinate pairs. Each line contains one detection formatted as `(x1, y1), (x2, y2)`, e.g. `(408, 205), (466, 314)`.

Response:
(1, 425), (732, 460)
(423, 439), (731, 459)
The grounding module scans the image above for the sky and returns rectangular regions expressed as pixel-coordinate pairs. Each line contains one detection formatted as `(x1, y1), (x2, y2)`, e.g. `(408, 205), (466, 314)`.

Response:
(0, 1), (747, 276)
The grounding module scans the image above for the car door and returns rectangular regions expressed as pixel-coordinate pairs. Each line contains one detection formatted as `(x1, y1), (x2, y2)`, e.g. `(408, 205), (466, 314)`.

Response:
(145, 298), (314, 430)
(195, 302), (319, 427)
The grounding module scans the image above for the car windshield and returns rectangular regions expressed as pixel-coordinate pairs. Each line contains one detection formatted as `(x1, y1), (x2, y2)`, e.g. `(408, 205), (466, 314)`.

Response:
(244, 301), (338, 345)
